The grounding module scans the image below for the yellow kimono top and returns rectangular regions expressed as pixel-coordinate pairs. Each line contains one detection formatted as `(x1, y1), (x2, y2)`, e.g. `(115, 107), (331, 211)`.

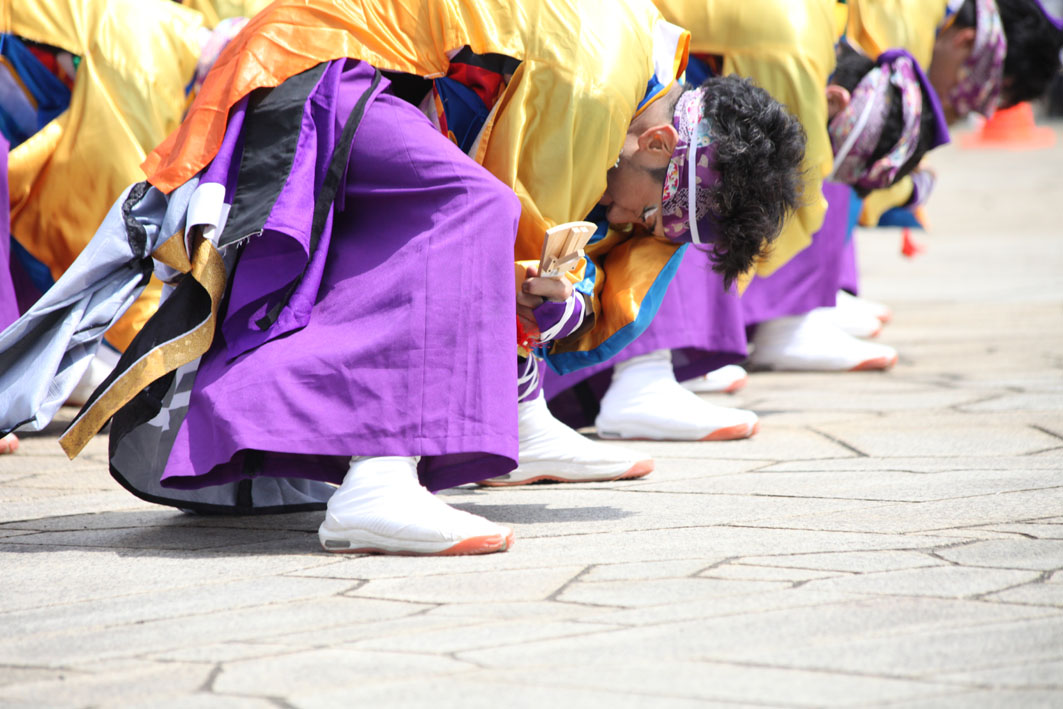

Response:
(654, 0), (838, 278)
(181, 0), (275, 28)
(845, 0), (948, 225)
(1, 0), (205, 350)
(846, 0), (948, 67)
(143, 0), (691, 371)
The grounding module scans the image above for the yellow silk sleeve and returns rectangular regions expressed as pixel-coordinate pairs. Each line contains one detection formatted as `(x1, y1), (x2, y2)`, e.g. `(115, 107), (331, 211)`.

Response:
(181, 0), (275, 28)
(3, 0), (204, 351)
(655, 0), (837, 277)
(483, 61), (633, 264)
(725, 51), (832, 277)
(4, 0), (205, 259)
(846, 0), (948, 67)
(475, 1), (689, 353)
(859, 177), (915, 226)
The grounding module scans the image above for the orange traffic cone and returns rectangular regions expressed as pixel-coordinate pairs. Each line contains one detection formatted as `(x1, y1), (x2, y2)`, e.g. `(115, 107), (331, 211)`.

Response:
(960, 102), (1057, 150)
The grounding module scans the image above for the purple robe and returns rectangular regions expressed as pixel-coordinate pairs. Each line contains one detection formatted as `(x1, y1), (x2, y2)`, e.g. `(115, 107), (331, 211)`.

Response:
(159, 60), (521, 493)
(740, 181), (851, 328)
(0, 135), (19, 329)
(542, 247), (747, 428)
(839, 234), (860, 295)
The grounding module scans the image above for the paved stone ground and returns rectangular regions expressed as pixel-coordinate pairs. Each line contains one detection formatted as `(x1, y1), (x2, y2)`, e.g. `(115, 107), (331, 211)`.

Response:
(2, 121), (1062, 709)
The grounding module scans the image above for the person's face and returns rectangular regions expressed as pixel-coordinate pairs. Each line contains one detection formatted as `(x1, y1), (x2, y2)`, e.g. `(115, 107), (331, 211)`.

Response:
(929, 25), (977, 124)
(598, 124), (678, 237)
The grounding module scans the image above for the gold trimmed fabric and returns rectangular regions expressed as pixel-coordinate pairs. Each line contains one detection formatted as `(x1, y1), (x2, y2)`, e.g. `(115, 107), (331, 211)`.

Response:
(59, 229), (226, 458)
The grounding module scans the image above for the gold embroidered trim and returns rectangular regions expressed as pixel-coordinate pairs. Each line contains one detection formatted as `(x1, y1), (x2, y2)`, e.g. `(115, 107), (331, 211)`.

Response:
(59, 228), (226, 458)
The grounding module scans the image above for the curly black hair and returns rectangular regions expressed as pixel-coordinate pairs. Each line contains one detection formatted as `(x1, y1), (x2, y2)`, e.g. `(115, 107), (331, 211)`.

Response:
(831, 44), (941, 198)
(696, 74), (806, 288)
(953, 0), (1063, 107)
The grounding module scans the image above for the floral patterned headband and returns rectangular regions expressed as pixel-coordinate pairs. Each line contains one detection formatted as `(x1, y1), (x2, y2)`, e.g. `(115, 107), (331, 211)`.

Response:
(660, 87), (720, 245)
(949, 0), (1007, 118)
(829, 51), (931, 192)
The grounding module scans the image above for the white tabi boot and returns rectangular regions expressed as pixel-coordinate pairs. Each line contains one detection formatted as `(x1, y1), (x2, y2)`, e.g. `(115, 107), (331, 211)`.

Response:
(318, 456), (513, 555)
(479, 392), (654, 487)
(819, 290), (891, 339)
(595, 350), (759, 441)
(749, 310), (897, 372)
(838, 290), (892, 323)
(681, 364), (749, 394)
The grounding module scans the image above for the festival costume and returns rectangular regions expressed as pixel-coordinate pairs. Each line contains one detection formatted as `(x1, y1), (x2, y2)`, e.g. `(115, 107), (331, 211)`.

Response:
(748, 47), (949, 371)
(0, 133), (16, 457)
(846, 0), (948, 67)
(1, 0), (206, 351)
(681, 364), (749, 394)
(319, 456), (513, 555)
(180, 0), (273, 28)
(0, 134), (15, 331)
(595, 350), (759, 441)
(482, 392), (654, 487)
(543, 0), (840, 438)
(0, 0), (689, 529)
(542, 255), (752, 435)
(748, 309), (899, 372)
(654, 0), (838, 276)
(844, 0), (1004, 231)
(828, 289), (890, 337)
(741, 182), (855, 333)
(142, 0), (691, 377)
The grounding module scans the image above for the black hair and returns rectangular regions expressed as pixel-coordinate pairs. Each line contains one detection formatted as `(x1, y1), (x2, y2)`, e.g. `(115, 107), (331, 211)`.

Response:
(831, 43), (940, 198)
(953, 0), (1063, 106)
(696, 74), (806, 288)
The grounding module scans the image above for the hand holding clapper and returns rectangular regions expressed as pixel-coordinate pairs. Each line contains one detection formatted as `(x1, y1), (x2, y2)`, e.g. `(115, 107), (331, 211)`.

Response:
(516, 221), (596, 349)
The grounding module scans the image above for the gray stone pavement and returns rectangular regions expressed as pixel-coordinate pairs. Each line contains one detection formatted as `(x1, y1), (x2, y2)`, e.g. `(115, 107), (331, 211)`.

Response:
(1, 121), (1062, 709)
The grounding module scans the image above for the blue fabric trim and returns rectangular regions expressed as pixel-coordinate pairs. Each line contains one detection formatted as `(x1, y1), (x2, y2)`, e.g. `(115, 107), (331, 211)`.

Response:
(0, 108), (27, 145)
(845, 187), (863, 244)
(837, 0), (849, 46)
(0, 35), (71, 147)
(937, 5), (958, 38)
(638, 75), (668, 112)
(541, 243), (689, 375)
(434, 76), (490, 154)
(10, 238), (55, 295)
(877, 207), (924, 229)
(684, 56), (713, 87)
(570, 206), (610, 298)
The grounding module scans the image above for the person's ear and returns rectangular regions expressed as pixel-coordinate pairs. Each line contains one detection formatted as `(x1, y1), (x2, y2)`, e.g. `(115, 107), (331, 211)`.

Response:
(825, 84), (851, 119)
(953, 26), (977, 53)
(637, 124), (678, 160)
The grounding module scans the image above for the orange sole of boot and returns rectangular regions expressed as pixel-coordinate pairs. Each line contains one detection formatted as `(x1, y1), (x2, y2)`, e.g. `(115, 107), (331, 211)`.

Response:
(850, 354), (898, 372)
(700, 420), (759, 441)
(723, 375), (749, 393)
(478, 459), (655, 487)
(334, 530), (515, 556)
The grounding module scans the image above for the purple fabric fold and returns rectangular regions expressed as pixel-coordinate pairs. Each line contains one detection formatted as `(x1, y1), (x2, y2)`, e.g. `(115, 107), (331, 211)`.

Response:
(161, 60), (521, 493)
(220, 62), (350, 361)
(0, 135), (18, 330)
(533, 291), (585, 342)
(543, 247), (746, 428)
(740, 181), (851, 327)
(839, 235), (860, 295)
